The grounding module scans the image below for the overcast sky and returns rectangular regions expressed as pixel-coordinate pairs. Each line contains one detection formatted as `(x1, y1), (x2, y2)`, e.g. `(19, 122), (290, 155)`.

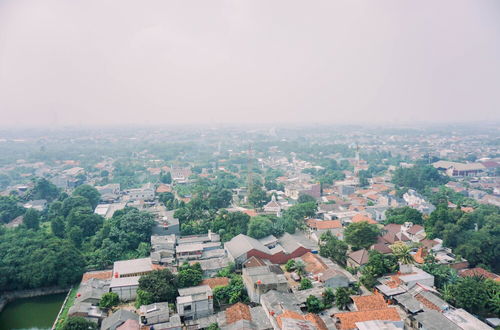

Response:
(0, 0), (499, 127)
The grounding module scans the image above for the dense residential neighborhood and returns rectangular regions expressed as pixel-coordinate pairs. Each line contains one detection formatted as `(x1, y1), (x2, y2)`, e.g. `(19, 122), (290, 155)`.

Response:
(0, 126), (499, 330)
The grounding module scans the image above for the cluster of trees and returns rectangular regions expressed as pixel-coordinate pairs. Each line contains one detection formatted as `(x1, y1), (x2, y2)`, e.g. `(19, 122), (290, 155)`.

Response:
(173, 176), (236, 236)
(136, 269), (179, 307)
(443, 275), (499, 317)
(360, 251), (399, 289)
(392, 165), (448, 193)
(305, 287), (354, 313)
(319, 231), (348, 266)
(384, 207), (423, 225)
(0, 195), (25, 223)
(213, 276), (248, 308)
(0, 181), (158, 292)
(425, 204), (499, 273)
(135, 263), (227, 308)
(344, 221), (380, 250)
(86, 207), (155, 269)
(0, 229), (85, 291)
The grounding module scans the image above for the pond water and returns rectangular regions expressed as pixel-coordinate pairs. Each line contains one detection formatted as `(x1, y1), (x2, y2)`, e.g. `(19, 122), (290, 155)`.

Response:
(0, 293), (66, 330)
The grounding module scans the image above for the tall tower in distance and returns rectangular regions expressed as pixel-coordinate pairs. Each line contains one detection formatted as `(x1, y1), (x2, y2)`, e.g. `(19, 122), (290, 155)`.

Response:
(247, 144), (253, 193)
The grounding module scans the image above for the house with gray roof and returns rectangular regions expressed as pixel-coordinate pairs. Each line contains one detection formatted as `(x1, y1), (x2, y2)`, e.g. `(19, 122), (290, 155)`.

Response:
(224, 233), (310, 266)
(101, 309), (139, 330)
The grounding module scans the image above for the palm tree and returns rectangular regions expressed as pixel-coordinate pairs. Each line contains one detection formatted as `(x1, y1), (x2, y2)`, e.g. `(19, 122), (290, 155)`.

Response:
(294, 260), (306, 276)
(390, 242), (414, 265)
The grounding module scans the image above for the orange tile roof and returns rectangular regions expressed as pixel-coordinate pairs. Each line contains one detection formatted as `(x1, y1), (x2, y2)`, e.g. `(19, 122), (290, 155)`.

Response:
(156, 184), (172, 193)
(352, 214), (377, 224)
(412, 248), (427, 264)
(201, 277), (230, 289)
(276, 310), (304, 328)
(304, 313), (328, 330)
(242, 209), (258, 217)
(306, 219), (342, 230)
(276, 310), (327, 330)
(152, 264), (166, 271)
(459, 267), (500, 281)
(226, 302), (252, 325)
(81, 270), (113, 283)
(300, 252), (329, 274)
(461, 206), (474, 213)
(352, 293), (387, 311)
(334, 307), (401, 330)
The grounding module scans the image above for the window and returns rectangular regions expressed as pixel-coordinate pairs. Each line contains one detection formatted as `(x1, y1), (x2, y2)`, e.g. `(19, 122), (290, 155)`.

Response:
(184, 305), (192, 311)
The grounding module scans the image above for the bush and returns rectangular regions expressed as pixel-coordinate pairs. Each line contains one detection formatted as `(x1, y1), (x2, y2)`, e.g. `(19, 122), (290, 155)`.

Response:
(99, 292), (120, 309)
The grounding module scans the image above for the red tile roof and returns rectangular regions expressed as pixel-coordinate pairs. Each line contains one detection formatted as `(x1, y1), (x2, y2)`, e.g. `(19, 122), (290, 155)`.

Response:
(200, 277), (230, 289)
(352, 214), (377, 224)
(334, 307), (401, 330)
(81, 270), (113, 283)
(301, 252), (329, 274)
(306, 219), (342, 230)
(459, 267), (500, 281)
(225, 302), (252, 325)
(352, 293), (387, 311)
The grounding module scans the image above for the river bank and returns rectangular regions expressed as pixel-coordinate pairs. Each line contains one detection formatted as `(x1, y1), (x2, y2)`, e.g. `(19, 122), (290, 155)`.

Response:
(0, 286), (70, 313)
(0, 293), (67, 330)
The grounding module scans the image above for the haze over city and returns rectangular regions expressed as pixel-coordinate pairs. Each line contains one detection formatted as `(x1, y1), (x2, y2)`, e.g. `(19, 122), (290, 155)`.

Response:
(1, 0), (500, 127)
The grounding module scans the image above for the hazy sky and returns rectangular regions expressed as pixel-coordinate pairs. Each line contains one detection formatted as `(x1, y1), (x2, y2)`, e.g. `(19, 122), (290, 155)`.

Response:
(0, 0), (499, 127)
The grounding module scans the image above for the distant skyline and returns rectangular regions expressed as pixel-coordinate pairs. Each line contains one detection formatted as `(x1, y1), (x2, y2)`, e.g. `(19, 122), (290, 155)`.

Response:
(1, 0), (499, 127)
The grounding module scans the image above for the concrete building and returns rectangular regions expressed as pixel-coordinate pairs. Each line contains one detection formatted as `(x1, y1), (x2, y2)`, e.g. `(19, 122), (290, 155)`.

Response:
(109, 258), (155, 301)
(318, 268), (350, 289)
(242, 264), (289, 303)
(225, 233), (310, 266)
(176, 285), (214, 321)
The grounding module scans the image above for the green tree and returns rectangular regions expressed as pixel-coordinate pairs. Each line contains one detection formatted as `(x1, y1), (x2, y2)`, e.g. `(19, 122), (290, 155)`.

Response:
(68, 226), (84, 247)
(335, 287), (351, 310)
(247, 216), (274, 239)
(322, 288), (335, 306)
(135, 289), (154, 308)
(23, 208), (40, 230)
(99, 292), (120, 309)
(319, 231), (348, 266)
(384, 207), (423, 225)
(443, 276), (499, 317)
(248, 185), (269, 208)
(211, 210), (250, 241)
(177, 262), (203, 288)
(298, 194), (316, 204)
(62, 196), (92, 217)
(0, 195), (25, 224)
(390, 242), (414, 265)
(392, 165), (448, 192)
(284, 259), (296, 272)
(306, 295), (324, 313)
(360, 251), (399, 289)
(51, 216), (66, 238)
(138, 269), (178, 303)
(207, 323), (220, 330)
(299, 278), (312, 290)
(160, 172), (172, 184)
(67, 207), (103, 237)
(344, 222), (380, 250)
(62, 317), (98, 330)
(421, 263), (458, 289)
(294, 260), (306, 276)
(73, 185), (101, 209)
(213, 276), (248, 308)
(30, 178), (60, 202)
(0, 230), (84, 291)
